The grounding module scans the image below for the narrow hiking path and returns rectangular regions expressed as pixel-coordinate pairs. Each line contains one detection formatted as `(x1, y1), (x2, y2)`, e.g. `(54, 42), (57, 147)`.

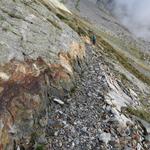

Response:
(46, 44), (148, 150)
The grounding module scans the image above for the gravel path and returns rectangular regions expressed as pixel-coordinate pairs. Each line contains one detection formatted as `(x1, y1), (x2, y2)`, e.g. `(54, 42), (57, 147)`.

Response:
(46, 44), (148, 150)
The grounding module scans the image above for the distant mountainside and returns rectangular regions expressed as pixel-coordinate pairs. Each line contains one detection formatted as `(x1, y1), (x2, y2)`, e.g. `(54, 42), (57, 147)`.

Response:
(97, 0), (115, 12)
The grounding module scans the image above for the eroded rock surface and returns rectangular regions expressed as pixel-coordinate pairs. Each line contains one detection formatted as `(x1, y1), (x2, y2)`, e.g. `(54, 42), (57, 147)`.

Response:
(0, 0), (86, 149)
(0, 0), (83, 64)
(0, 52), (85, 149)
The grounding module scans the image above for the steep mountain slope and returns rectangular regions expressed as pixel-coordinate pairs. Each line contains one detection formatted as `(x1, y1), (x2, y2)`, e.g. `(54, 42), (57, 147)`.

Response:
(64, 0), (150, 82)
(0, 0), (150, 149)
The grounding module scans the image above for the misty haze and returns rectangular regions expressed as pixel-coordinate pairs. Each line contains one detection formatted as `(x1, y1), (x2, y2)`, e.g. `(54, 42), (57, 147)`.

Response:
(112, 0), (150, 40)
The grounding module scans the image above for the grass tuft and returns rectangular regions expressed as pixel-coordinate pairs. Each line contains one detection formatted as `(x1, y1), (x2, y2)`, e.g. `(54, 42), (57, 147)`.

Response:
(127, 107), (150, 123)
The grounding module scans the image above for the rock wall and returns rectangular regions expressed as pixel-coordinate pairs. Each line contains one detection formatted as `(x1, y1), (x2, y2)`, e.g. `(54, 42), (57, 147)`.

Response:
(0, 0), (82, 64)
(0, 0), (85, 149)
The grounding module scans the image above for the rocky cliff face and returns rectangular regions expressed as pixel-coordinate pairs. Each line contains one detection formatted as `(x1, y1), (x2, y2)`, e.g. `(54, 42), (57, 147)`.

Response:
(0, 0), (86, 149)
(0, 0), (83, 64)
(0, 0), (150, 149)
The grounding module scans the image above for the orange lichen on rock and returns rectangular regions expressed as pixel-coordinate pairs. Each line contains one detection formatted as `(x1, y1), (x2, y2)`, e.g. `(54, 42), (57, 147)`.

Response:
(81, 35), (91, 44)
(0, 48), (85, 148)
(69, 41), (85, 60)
(0, 57), (54, 148)
(0, 40), (86, 149)
(0, 58), (50, 148)
(57, 41), (85, 75)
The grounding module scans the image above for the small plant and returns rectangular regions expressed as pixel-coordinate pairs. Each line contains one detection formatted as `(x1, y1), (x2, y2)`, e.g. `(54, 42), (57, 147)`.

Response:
(56, 13), (68, 21)
(70, 85), (77, 96)
(36, 144), (44, 150)
(0, 15), (5, 21)
(127, 107), (150, 123)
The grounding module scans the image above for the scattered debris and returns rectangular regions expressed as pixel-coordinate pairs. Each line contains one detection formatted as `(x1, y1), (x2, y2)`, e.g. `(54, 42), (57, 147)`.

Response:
(53, 98), (65, 105)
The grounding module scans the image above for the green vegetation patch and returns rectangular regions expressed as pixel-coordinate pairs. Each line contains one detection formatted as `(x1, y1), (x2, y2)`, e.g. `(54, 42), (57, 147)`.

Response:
(0, 15), (5, 21)
(36, 144), (45, 150)
(56, 13), (69, 21)
(127, 107), (150, 123)
(96, 36), (150, 85)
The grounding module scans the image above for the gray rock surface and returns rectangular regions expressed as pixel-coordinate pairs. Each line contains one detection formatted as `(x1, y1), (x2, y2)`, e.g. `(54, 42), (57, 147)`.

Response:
(0, 0), (82, 64)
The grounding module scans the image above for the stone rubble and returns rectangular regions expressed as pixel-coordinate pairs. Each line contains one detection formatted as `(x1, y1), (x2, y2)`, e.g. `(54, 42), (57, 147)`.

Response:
(45, 44), (150, 150)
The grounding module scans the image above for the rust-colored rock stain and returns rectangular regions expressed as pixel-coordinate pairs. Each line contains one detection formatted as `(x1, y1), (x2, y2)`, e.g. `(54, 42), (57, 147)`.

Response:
(0, 57), (72, 149)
